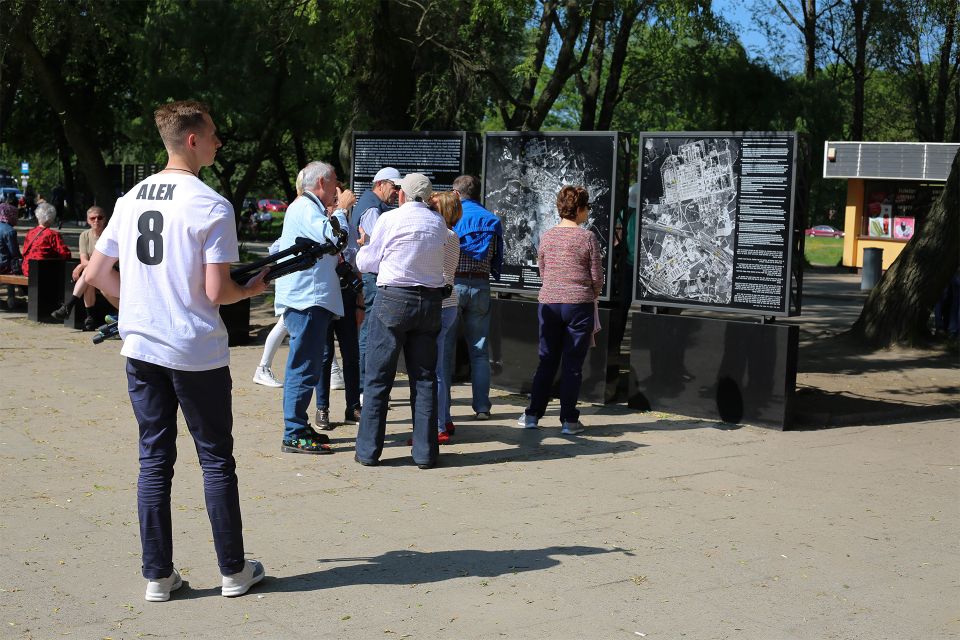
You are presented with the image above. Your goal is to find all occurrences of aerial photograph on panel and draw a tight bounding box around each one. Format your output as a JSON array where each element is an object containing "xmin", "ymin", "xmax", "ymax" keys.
[{"xmin": 637, "ymin": 137, "xmax": 739, "ymax": 304}]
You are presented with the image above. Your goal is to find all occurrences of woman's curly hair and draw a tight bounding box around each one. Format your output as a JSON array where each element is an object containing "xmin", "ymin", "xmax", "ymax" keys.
[{"xmin": 557, "ymin": 185, "xmax": 589, "ymax": 220}]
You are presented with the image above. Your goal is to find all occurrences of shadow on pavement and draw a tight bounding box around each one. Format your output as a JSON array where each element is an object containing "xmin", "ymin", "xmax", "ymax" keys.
[
  {"xmin": 175, "ymin": 546, "xmax": 629, "ymax": 599},
  {"xmin": 324, "ymin": 427, "xmax": 649, "ymax": 468},
  {"xmin": 271, "ymin": 546, "xmax": 627, "ymax": 593},
  {"xmin": 791, "ymin": 386, "xmax": 958, "ymax": 429}
]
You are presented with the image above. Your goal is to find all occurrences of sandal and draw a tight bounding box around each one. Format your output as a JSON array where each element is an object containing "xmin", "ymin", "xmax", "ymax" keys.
[{"xmin": 281, "ymin": 435, "xmax": 333, "ymax": 455}]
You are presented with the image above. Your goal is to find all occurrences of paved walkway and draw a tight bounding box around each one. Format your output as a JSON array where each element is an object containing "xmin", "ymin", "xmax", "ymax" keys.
[{"xmin": 0, "ymin": 267, "xmax": 956, "ymax": 639}]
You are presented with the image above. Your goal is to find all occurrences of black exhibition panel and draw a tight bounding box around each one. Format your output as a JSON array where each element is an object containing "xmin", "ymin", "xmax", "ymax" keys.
[
  {"xmin": 27, "ymin": 259, "xmax": 69, "ymax": 322},
  {"xmin": 634, "ymin": 131, "xmax": 799, "ymax": 316},
  {"xmin": 350, "ymin": 131, "xmax": 481, "ymax": 197},
  {"xmin": 488, "ymin": 297, "xmax": 621, "ymax": 405},
  {"xmin": 628, "ymin": 312, "xmax": 798, "ymax": 429},
  {"xmin": 482, "ymin": 131, "xmax": 630, "ymax": 302}
]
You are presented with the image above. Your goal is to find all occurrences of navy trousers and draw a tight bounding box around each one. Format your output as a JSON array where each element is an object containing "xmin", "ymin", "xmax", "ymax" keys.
[
  {"xmin": 316, "ymin": 288, "xmax": 361, "ymax": 412},
  {"xmin": 126, "ymin": 358, "xmax": 245, "ymax": 579},
  {"xmin": 525, "ymin": 302, "xmax": 594, "ymax": 424}
]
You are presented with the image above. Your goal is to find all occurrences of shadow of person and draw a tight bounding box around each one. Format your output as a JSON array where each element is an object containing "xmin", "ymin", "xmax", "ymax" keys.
[{"xmin": 261, "ymin": 546, "xmax": 629, "ymax": 594}]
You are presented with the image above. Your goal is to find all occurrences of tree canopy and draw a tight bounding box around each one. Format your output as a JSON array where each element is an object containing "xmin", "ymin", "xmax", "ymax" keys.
[{"xmin": 1, "ymin": 1, "xmax": 957, "ymax": 347}]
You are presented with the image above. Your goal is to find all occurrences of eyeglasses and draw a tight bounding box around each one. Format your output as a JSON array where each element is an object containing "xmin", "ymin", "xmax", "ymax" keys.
[
  {"xmin": 88, "ymin": 216, "xmax": 105, "ymax": 221},
  {"xmin": 391, "ymin": 183, "xmax": 401, "ymax": 191}
]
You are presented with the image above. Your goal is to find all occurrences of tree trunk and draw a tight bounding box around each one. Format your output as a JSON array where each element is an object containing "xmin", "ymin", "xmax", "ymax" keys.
[
  {"xmin": 7, "ymin": 25, "xmax": 116, "ymax": 212},
  {"xmin": 597, "ymin": 2, "xmax": 643, "ymax": 130},
  {"xmin": 803, "ymin": 0, "xmax": 817, "ymax": 81},
  {"xmin": 932, "ymin": 1, "xmax": 956, "ymax": 141},
  {"xmin": 848, "ymin": 151, "xmax": 960, "ymax": 347},
  {"xmin": 850, "ymin": 0, "xmax": 867, "ymax": 140},
  {"xmin": 578, "ymin": 1, "xmax": 610, "ymax": 131},
  {"xmin": 273, "ymin": 151, "xmax": 295, "ymax": 203}
]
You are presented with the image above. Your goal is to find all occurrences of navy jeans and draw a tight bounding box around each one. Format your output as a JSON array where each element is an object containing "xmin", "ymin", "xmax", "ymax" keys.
[
  {"xmin": 282, "ymin": 305, "xmax": 334, "ymax": 441},
  {"xmin": 316, "ymin": 288, "xmax": 361, "ymax": 412},
  {"xmin": 355, "ymin": 286, "xmax": 442, "ymax": 465},
  {"xmin": 358, "ymin": 272, "xmax": 379, "ymax": 392},
  {"xmin": 126, "ymin": 358, "xmax": 245, "ymax": 579},
  {"xmin": 525, "ymin": 303, "xmax": 594, "ymax": 424},
  {"xmin": 445, "ymin": 277, "xmax": 492, "ymax": 414}
]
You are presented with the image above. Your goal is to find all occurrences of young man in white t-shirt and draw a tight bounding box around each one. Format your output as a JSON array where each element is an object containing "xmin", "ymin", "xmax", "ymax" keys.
[{"xmin": 85, "ymin": 100, "xmax": 268, "ymax": 602}]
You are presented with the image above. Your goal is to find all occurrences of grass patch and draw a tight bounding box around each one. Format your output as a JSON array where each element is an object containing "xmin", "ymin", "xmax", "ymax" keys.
[{"xmin": 804, "ymin": 236, "xmax": 843, "ymax": 266}]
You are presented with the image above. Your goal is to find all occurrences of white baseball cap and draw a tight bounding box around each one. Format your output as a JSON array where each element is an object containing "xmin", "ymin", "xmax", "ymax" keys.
[
  {"xmin": 373, "ymin": 167, "xmax": 401, "ymax": 184},
  {"xmin": 400, "ymin": 173, "xmax": 433, "ymax": 202}
]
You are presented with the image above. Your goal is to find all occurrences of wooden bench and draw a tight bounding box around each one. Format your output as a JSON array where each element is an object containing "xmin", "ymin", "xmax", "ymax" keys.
[{"xmin": 0, "ymin": 273, "xmax": 28, "ymax": 310}]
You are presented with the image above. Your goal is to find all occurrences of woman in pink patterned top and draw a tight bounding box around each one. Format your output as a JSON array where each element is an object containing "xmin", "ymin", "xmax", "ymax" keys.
[{"xmin": 519, "ymin": 185, "xmax": 602, "ymax": 435}]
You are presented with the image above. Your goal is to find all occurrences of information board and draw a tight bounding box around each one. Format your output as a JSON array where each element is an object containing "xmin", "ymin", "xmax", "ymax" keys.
[
  {"xmin": 634, "ymin": 132, "xmax": 798, "ymax": 316},
  {"xmin": 483, "ymin": 132, "xmax": 623, "ymax": 301},
  {"xmin": 351, "ymin": 131, "xmax": 479, "ymax": 197}
]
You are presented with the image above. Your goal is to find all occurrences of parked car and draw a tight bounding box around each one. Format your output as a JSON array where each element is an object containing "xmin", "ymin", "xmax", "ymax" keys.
[
  {"xmin": 805, "ymin": 225, "xmax": 844, "ymax": 238},
  {"xmin": 257, "ymin": 198, "xmax": 287, "ymax": 213},
  {"xmin": 0, "ymin": 187, "xmax": 23, "ymax": 206}
]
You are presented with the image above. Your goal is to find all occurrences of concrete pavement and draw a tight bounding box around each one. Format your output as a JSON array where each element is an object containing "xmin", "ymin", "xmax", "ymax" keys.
[{"xmin": 0, "ymin": 266, "xmax": 957, "ymax": 639}]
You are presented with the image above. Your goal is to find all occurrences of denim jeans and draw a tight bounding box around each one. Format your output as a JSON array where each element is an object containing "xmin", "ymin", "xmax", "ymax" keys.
[
  {"xmin": 358, "ymin": 272, "xmax": 379, "ymax": 392},
  {"xmin": 315, "ymin": 289, "xmax": 361, "ymax": 412},
  {"xmin": 355, "ymin": 286, "xmax": 442, "ymax": 465},
  {"xmin": 525, "ymin": 302, "xmax": 594, "ymax": 424},
  {"xmin": 445, "ymin": 277, "xmax": 491, "ymax": 414},
  {"xmin": 436, "ymin": 305, "xmax": 458, "ymax": 429},
  {"xmin": 126, "ymin": 359, "xmax": 245, "ymax": 579},
  {"xmin": 282, "ymin": 305, "xmax": 334, "ymax": 441}
]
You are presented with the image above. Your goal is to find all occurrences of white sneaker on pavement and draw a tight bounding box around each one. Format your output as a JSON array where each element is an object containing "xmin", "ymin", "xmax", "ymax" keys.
[
  {"xmin": 145, "ymin": 568, "xmax": 183, "ymax": 602},
  {"xmin": 330, "ymin": 371, "xmax": 345, "ymax": 390},
  {"xmin": 253, "ymin": 365, "xmax": 282, "ymax": 388},
  {"xmin": 560, "ymin": 420, "xmax": 585, "ymax": 435},
  {"xmin": 222, "ymin": 559, "xmax": 265, "ymax": 597},
  {"xmin": 518, "ymin": 413, "xmax": 539, "ymax": 429}
]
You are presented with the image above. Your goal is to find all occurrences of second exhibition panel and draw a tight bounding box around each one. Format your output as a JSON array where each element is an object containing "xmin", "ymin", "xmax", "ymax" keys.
[{"xmin": 482, "ymin": 131, "xmax": 628, "ymax": 302}]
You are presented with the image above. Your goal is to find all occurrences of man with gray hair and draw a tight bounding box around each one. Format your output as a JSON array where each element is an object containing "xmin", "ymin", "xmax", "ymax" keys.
[
  {"xmin": 354, "ymin": 173, "xmax": 449, "ymax": 469},
  {"xmin": 354, "ymin": 166, "xmax": 401, "ymax": 395},
  {"xmin": 274, "ymin": 161, "xmax": 356, "ymax": 454}
]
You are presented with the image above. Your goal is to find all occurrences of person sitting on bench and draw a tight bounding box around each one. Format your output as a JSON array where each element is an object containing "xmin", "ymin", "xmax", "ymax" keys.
[
  {"xmin": 21, "ymin": 202, "xmax": 70, "ymax": 277},
  {"xmin": 0, "ymin": 203, "xmax": 22, "ymax": 275},
  {"xmin": 52, "ymin": 206, "xmax": 111, "ymax": 329}
]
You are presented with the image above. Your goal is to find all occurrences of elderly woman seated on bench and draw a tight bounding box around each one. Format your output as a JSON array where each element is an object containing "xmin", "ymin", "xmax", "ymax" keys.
[{"xmin": 21, "ymin": 202, "xmax": 71, "ymax": 278}]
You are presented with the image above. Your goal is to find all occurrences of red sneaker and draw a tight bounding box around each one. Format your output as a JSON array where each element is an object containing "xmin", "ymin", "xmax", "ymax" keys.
[
  {"xmin": 407, "ymin": 431, "xmax": 452, "ymax": 446},
  {"xmin": 445, "ymin": 422, "xmax": 456, "ymax": 435}
]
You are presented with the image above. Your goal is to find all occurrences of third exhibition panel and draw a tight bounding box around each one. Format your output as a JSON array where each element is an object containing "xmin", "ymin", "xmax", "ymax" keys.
[{"xmin": 634, "ymin": 132, "xmax": 798, "ymax": 316}]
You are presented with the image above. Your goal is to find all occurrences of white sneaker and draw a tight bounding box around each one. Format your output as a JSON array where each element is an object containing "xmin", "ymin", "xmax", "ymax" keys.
[
  {"xmin": 561, "ymin": 420, "xmax": 585, "ymax": 435},
  {"xmin": 330, "ymin": 370, "xmax": 345, "ymax": 390},
  {"xmin": 145, "ymin": 568, "xmax": 183, "ymax": 602},
  {"xmin": 518, "ymin": 413, "xmax": 539, "ymax": 429},
  {"xmin": 222, "ymin": 559, "xmax": 265, "ymax": 597},
  {"xmin": 253, "ymin": 365, "xmax": 282, "ymax": 388}
]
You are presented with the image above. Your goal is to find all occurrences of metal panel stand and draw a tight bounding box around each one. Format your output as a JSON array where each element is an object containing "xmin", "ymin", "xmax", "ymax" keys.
[
  {"xmin": 27, "ymin": 259, "xmax": 68, "ymax": 322},
  {"xmin": 628, "ymin": 311, "xmax": 798, "ymax": 429},
  {"xmin": 488, "ymin": 297, "xmax": 621, "ymax": 405}
]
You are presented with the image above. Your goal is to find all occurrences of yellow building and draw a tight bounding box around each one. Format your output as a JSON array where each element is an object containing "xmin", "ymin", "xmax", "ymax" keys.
[{"xmin": 823, "ymin": 141, "xmax": 958, "ymax": 270}]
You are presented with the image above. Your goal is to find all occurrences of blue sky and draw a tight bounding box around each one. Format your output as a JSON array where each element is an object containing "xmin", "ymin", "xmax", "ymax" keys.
[{"xmin": 713, "ymin": 0, "xmax": 776, "ymax": 60}]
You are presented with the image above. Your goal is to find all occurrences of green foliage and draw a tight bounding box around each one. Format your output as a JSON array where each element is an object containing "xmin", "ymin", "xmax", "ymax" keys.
[{"xmin": 0, "ymin": 0, "xmax": 953, "ymax": 212}]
